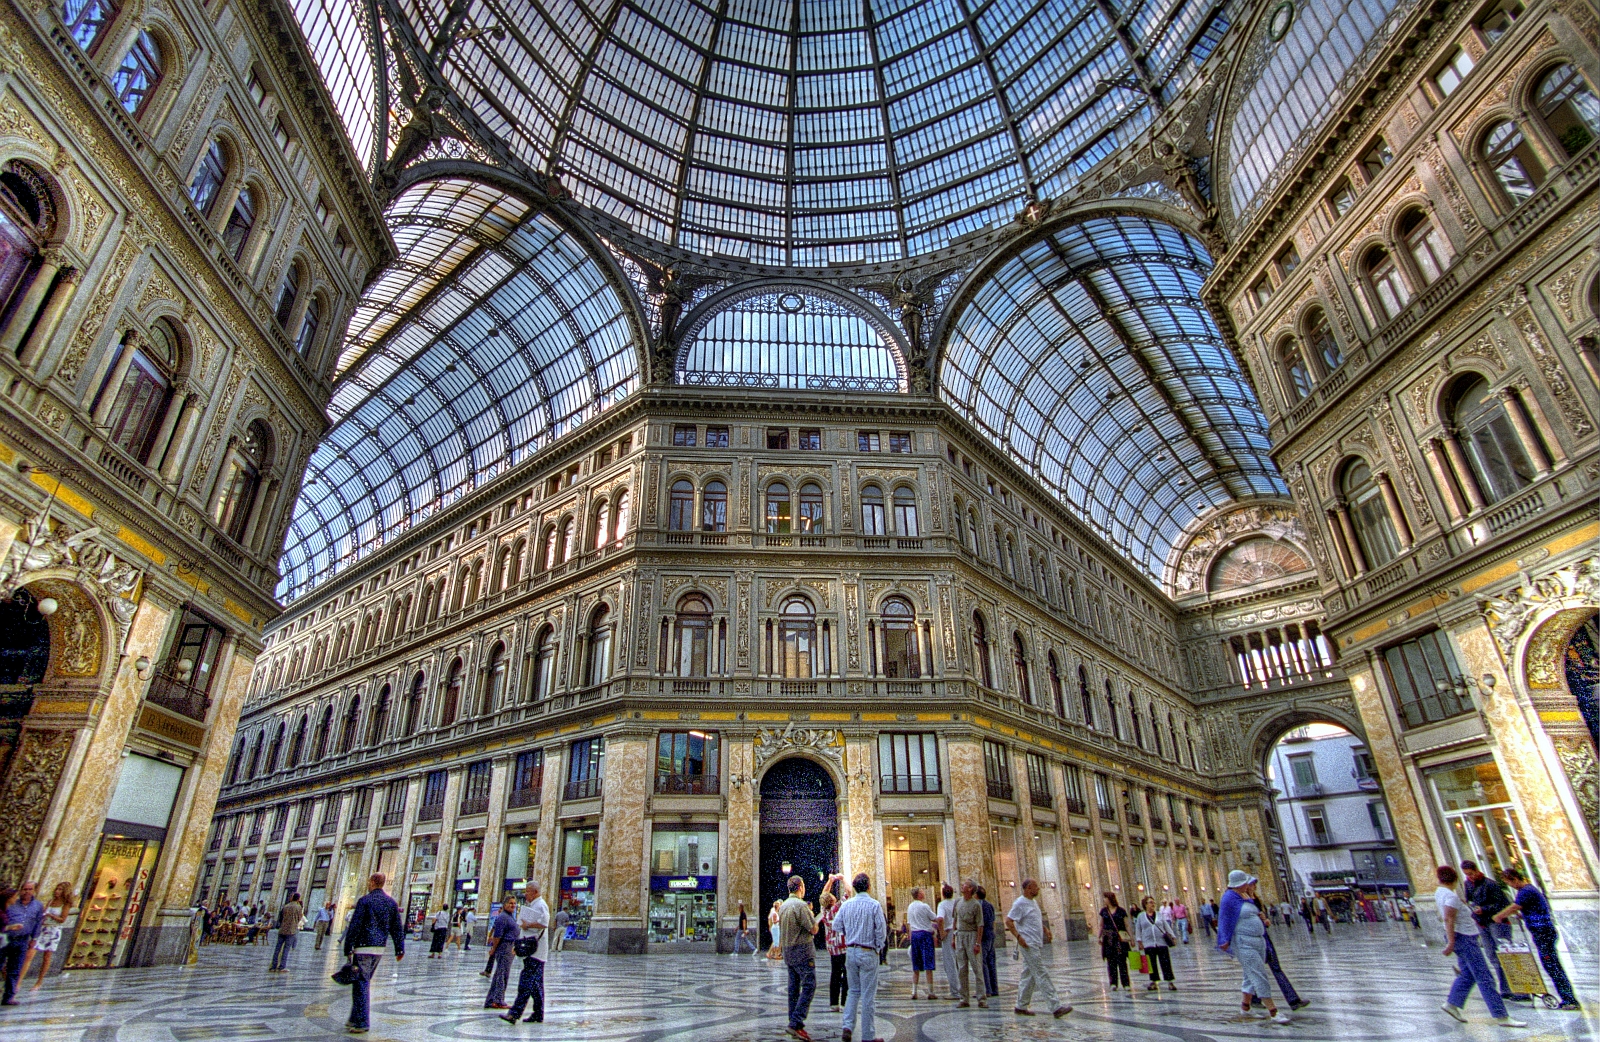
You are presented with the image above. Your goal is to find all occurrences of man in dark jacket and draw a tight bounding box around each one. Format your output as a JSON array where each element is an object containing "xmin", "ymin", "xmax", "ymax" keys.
[
  {"xmin": 1461, "ymin": 860, "xmax": 1522, "ymax": 1000},
  {"xmin": 342, "ymin": 873, "xmax": 405, "ymax": 1034}
]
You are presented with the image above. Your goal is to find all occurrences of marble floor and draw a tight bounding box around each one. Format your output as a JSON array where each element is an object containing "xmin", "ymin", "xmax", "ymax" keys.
[{"xmin": 1, "ymin": 921, "xmax": 1594, "ymax": 1042}]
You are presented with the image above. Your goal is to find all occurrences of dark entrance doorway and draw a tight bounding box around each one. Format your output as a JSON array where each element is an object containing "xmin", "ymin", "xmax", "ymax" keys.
[{"xmin": 758, "ymin": 758, "xmax": 838, "ymax": 949}]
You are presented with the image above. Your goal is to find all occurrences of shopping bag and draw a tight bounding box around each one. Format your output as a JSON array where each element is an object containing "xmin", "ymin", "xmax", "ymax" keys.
[
  {"xmin": 1126, "ymin": 949, "xmax": 1142, "ymax": 974},
  {"xmin": 331, "ymin": 958, "xmax": 359, "ymax": 985},
  {"xmin": 1139, "ymin": 952, "xmax": 1151, "ymax": 975}
]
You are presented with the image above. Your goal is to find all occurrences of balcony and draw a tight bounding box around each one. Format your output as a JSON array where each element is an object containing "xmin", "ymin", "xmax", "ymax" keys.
[
  {"xmin": 145, "ymin": 671, "xmax": 212, "ymax": 723},
  {"xmin": 381, "ymin": 809, "xmax": 405, "ymax": 827},
  {"xmin": 1125, "ymin": 811, "xmax": 1143, "ymax": 827},
  {"xmin": 986, "ymin": 779, "xmax": 1014, "ymax": 801},
  {"xmin": 880, "ymin": 775, "xmax": 942, "ymax": 794},
  {"xmin": 348, "ymin": 814, "xmax": 369, "ymax": 832},
  {"xmin": 1189, "ymin": 825, "xmax": 1202, "ymax": 838},
  {"xmin": 292, "ymin": 823, "xmax": 310, "ymax": 839},
  {"xmin": 1029, "ymin": 790, "xmax": 1053, "ymax": 810},
  {"xmin": 416, "ymin": 803, "xmax": 444, "ymax": 823},
  {"xmin": 1206, "ymin": 827, "xmax": 1216, "ymax": 840},
  {"xmin": 1356, "ymin": 776, "xmax": 1380, "ymax": 791},
  {"xmin": 1098, "ymin": 807, "xmax": 1117, "ymax": 822},
  {"xmin": 269, "ymin": 828, "xmax": 285, "ymax": 842},
  {"xmin": 458, "ymin": 796, "xmax": 490, "ymax": 816},
  {"xmin": 209, "ymin": 833, "xmax": 223, "ymax": 851},
  {"xmin": 564, "ymin": 777, "xmax": 601, "ymax": 801},
  {"xmin": 1291, "ymin": 782, "xmax": 1325, "ymax": 798},
  {"xmin": 655, "ymin": 772, "xmax": 720, "ymax": 795},
  {"xmin": 320, "ymin": 817, "xmax": 338, "ymax": 836},
  {"xmin": 507, "ymin": 787, "xmax": 540, "ymax": 809},
  {"xmin": 1064, "ymin": 797, "xmax": 1086, "ymax": 815},
  {"xmin": 1148, "ymin": 815, "xmax": 1164, "ymax": 831},
  {"xmin": 247, "ymin": 829, "xmax": 262, "ymax": 844}
]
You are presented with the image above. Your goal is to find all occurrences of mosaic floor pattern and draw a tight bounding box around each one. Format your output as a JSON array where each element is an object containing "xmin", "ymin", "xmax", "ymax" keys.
[{"xmin": 0, "ymin": 920, "xmax": 1594, "ymax": 1041}]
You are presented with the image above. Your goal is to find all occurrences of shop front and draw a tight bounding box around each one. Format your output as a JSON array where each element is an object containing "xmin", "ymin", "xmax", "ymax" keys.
[
  {"xmin": 1424, "ymin": 757, "xmax": 1542, "ymax": 880},
  {"xmin": 502, "ymin": 832, "xmax": 537, "ymax": 896},
  {"xmin": 453, "ymin": 837, "xmax": 483, "ymax": 913},
  {"xmin": 560, "ymin": 826, "xmax": 597, "ymax": 941},
  {"xmin": 883, "ymin": 823, "xmax": 943, "ymax": 936},
  {"xmin": 648, "ymin": 826, "xmax": 719, "ymax": 944}
]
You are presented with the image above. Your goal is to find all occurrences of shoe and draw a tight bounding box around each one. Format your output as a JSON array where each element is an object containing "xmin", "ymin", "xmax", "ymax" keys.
[
  {"xmin": 1272, "ymin": 1012, "xmax": 1293, "ymax": 1025},
  {"xmin": 841, "ymin": 1030, "xmax": 852, "ymax": 1042},
  {"xmin": 1247, "ymin": 1009, "xmax": 1270, "ymax": 1019},
  {"xmin": 1053, "ymin": 1006, "xmax": 1072, "ymax": 1018},
  {"xmin": 0, "ymin": 1000, "xmax": 18, "ymax": 1007},
  {"xmin": 485, "ymin": 1003, "xmax": 509, "ymax": 1010},
  {"xmin": 523, "ymin": 1016, "xmax": 542, "ymax": 1023},
  {"xmin": 1492, "ymin": 1017, "xmax": 1528, "ymax": 1028},
  {"xmin": 1147, "ymin": 982, "xmax": 1159, "ymax": 991},
  {"xmin": 499, "ymin": 1014, "xmax": 519, "ymax": 1024},
  {"xmin": 1289, "ymin": 999, "xmax": 1310, "ymax": 1010},
  {"xmin": 1168, "ymin": 983, "xmax": 1178, "ymax": 991},
  {"xmin": 1441, "ymin": 1004, "xmax": 1467, "ymax": 1023},
  {"xmin": 1014, "ymin": 1008, "xmax": 1035, "ymax": 1015},
  {"xmin": 977, "ymin": 1000, "xmax": 987, "ymax": 1008},
  {"xmin": 1556, "ymin": 1002, "xmax": 1582, "ymax": 1011},
  {"xmin": 958, "ymin": 1000, "xmax": 970, "ymax": 1008},
  {"xmin": 345, "ymin": 1028, "xmax": 367, "ymax": 1035},
  {"xmin": 786, "ymin": 1029, "xmax": 812, "ymax": 1041}
]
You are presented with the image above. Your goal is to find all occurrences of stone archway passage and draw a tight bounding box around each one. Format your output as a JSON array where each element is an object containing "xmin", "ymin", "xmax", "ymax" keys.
[
  {"xmin": 1525, "ymin": 607, "xmax": 1599, "ymax": 843},
  {"xmin": 758, "ymin": 758, "xmax": 838, "ymax": 950}
]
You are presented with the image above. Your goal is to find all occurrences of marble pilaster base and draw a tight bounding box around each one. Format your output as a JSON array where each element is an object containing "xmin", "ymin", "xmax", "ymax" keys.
[
  {"xmin": 126, "ymin": 911, "xmax": 194, "ymax": 967},
  {"xmin": 1552, "ymin": 896, "xmax": 1598, "ymax": 955},
  {"xmin": 586, "ymin": 918, "xmax": 647, "ymax": 954}
]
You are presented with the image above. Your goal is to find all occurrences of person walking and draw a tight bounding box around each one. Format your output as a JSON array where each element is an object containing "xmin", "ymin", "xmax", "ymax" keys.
[
  {"xmin": 881, "ymin": 897, "xmax": 894, "ymax": 965},
  {"xmin": 502, "ymin": 883, "xmax": 549, "ymax": 1024},
  {"xmin": 1261, "ymin": 930, "xmax": 1310, "ymax": 1010},
  {"xmin": 1198, "ymin": 899, "xmax": 1215, "ymax": 938},
  {"xmin": 935, "ymin": 884, "xmax": 961, "ymax": 1001},
  {"xmin": 1006, "ymin": 879, "xmax": 1071, "ymax": 1019},
  {"xmin": 951, "ymin": 879, "xmax": 986, "ymax": 1009},
  {"xmin": 767, "ymin": 899, "xmax": 784, "ymax": 961},
  {"xmin": 314, "ymin": 902, "xmax": 335, "ymax": 950},
  {"xmin": 1, "ymin": 883, "xmax": 44, "ymax": 1006},
  {"xmin": 484, "ymin": 897, "xmax": 519, "ymax": 1009},
  {"xmin": 779, "ymin": 874, "xmax": 819, "ymax": 1041},
  {"xmin": 1460, "ymin": 861, "xmax": 1520, "ymax": 1001},
  {"xmin": 820, "ymin": 878, "xmax": 848, "ymax": 1013},
  {"xmin": 1217, "ymin": 871, "xmax": 1291, "ymax": 1025},
  {"xmin": 551, "ymin": 904, "xmax": 569, "ymax": 952},
  {"xmin": 1172, "ymin": 898, "xmax": 1189, "ymax": 944},
  {"xmin": 1300, "ymin": 898, "xmax": 1315, "ymax": 936},
  {"xmin": 734, "ymin": 901, "xmax": 756, "ymax": 955},
  {"xmin": 1437, "ymin": 866, "xmax": 1527, "ymax": 1027},
  {"xmin": 1492, "ymin": 866, "xmax": 1581, "ymax": 1011},
  {"xmin": 1098, "ymin": 892, "xmax": 1130, "ymax": 993},
  {"xmin": 1133, "ymin": 896, "xmax": 1177, "ymax": 991},
  {"xmin": 904, "ymin": 886, "xmax": 939, "ymax": 1000},
  {"xmin": 269, "ymin": 892, "xmax": 304, "ymax": 971},
  {"xmin": 19, "ymin": 882, "xmax": 71, "ymax": 990},
  {"xmin": 341, "ymin": 873, "xmax": 405, "ymax": 1035},
  {"xmin": 833, "ymin": 872, "xmax": 886, "ymax": 1042},
  {"xmin": 976, "ymin": 886, "xmax": 999, "ymax": 1000},
  {"xmin": 1313, "ymin": 895, "xmax": 1331, "ymax": 934},
  {"xmin": 428, "ymin": 905, "xmax": 451, "ymax": 957},
  {"xmin": 462, "ymin": 906, "xmax": 476, "ymax": 951}
]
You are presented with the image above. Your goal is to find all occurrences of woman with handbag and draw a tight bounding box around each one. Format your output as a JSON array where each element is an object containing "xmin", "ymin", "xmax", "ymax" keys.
[
  {"xmin": 428, "ymin": 906, "xmax": 451, "ymax": 957},
  {"xmin": 1133, "ymin": 896, "xmax": 1178, "ymax": 990},
  {"xmin": 1098, "ymin": 892, "xmax": 1131, "ymax": 993}
]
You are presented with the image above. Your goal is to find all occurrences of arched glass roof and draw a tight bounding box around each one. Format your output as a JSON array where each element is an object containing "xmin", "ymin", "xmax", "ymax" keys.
[
  {"xmin": 941, "ymin": 214, "xmax": 1285, "ymax": 578},
  {"xmin": 293, "ymin": 0, "xmax": 1231, "ymax": 266},
  {"xmin": 279, "ymin": 179, "xmax": 640, "ymax": 600},
  {"xmin": 676, "ymin": 289, "xmax": 904, "ymax": 391}
]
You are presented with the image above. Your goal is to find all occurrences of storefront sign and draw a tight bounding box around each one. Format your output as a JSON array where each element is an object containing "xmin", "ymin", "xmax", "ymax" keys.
[
  {"xmin": 561, "ymin": 875, "xmax": 592, "ymax": 891},
  {"xmin": 651, "ymin": 875, "xmax": 717, "ymax": 892}
]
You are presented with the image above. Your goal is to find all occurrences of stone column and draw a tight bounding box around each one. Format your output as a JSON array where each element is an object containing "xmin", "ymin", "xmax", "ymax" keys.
[
  {"xmin": 589, "ymin": 729, "xmax": 651, "ymax": 953},
  {"xmin": 241, "ymin": 476, "xmax": 278, "ymax": 551},
  {"xmin": 1496, "ymin": 388, "xmax": 1552, "ymax": 474},
  {"xmin": 1377, "ymin": 474, "xmax": 1413, "ymax": 549},
  {"xmin": 1333, "ymin": 502, "xmax": 1368, "ymax": 574},
  {"xmin": 1325, "ymin": 509, "xmax": 1357, "ymax": 578},
  {"xmin": 91, "ymin": 332, "xmax": 141, "ymax": 425},
  {"xmin": 1440, "ymin": 430, "xmax": 1487, "ymax": 512},
  {"xmin": 1217, "ymin": 792, "xmax": 1279, "ymax": 907},
  {"xmin": 1424, "ymin": 440, "xmax": 1469, "ymax": 522},
  {"xmin": 0, "ymin": 249, "xmax": 62, "ymax": 353},
  {"xmin": 723, "ymin": 737, "xmax": 756, "ymax": 943},
  {"xmin": 843, "ymin": 735, "xmax": 877, "ymax": 882},
  {"xmin": 945, "ymin": 735, "xmax": 994, "ymax": 892},
  {"xmin": 18, "ymin": 265, "xmax": 81, "ymax": 368},
  {"xmin": 1510, "ymin": 384, "xmax": 1565, "ymax": 466},
  {"xmin": 390, "ymin": 775, "xmax": 423, "ymax": 898},
  {"xmin": 158, "ymin": 396, "xmax": 203, "ymax": 482},
  {"xmin": 478, "ymin": 755, "xmax": 512, "ymax": 904},
  {"xmin": 531, "ymin": 743, "xmax": 565, "ymax": 898}
]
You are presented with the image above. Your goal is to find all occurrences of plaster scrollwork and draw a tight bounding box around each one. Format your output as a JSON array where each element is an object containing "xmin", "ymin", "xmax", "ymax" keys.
[
  {"xmin": 1168, "ymin": 503, "xmax": 1310, "ymax": 596},
  {"xmin": 1510, "ymin": 307, "xmax": 1594, "ymax": 438},
  {"xmin": 754, "ymin": 722, "xmax": 844, "ymax": 771},
  {"xmin": 1376, "ymin": 403, "xmax": 1433, "ymax": 525},
  {"xmin": 1480, "ymin": 556, "xmax": 1600, "ymax": 667},
  {"xmin": 0, "ymin": 729, "xmax": 76, "ymax": 887},
  {"xmin": 1547, "ymin": 248, "xmax": 1597, "ymax": 324},
  {"xmin": 1450, "ymin": 328, "xmax": 1507, "ymax": 373},
  {"xmin": 1552, "ymin": 738, "xmax": 1598, "ymax": 838},
  {"xmin": 0, "ymin": 518, "xmax": 143, "ymax": 635}
]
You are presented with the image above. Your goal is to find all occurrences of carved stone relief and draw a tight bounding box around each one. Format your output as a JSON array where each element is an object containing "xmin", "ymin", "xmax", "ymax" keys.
[
  {"xmin": 0, "ymin": 729, "xmax": 76, "ymax": 888},
  {"xmin": 754, "ymin": 723, "xmax": 843, "ymax": 771}
]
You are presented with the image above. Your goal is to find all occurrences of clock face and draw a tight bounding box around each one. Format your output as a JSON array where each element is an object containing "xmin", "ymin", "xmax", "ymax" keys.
[{"xmin": 1269, "ymin": 2, "xmax": 1295, "ymax": 41}]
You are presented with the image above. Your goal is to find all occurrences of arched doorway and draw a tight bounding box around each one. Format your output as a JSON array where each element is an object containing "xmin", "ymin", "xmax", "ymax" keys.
[
  {"xmin": 0, "ymin": 589, "xmax": 50, "ymax": 782},
  {"xmin": 758, "ymin": 757, "xmax": 838, "ymax": 948}
]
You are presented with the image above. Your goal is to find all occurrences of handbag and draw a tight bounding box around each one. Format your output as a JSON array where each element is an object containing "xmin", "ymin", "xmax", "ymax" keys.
[
  {"xmin": 513, "ymin": 933, "xmax": 540, "ymax": 958},
  {"xmin": 331, "ymin": 958, "xmax": 359, "ymax": 985}
]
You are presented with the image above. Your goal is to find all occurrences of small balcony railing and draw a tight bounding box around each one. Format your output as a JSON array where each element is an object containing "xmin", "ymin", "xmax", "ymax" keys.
[
  {"xmin": 458, "ymin": 796, "xmax": 490, "ymax": 816},
  {"xmin": 1064, "ymin": 797, "xmax": 1086, "ymax": 814},
  {"xmin": 507, "ymin": 787, "xmax": 540, "ymax": 809},
  {"xmin": 348, "ymin": 813, "xmax": 370, "ymax": 832},
  {"xmin": 145, "ymin": 671, "xmax": 212, "ymax": 722},
  {"xmin": 381, "ymin": 809, "xmax": 405, "ymax": 827},
  {"xmin": 1125, "ymin": 811, "xmax": 1142, "ymax": 827},
  {"xmin": 320, "ymin": 817, "xmax": 338, "ymax": 836},
  {"xmin": 1029, "ymin": 790, "xmax": 1053, "ymax": 810},
  {"xmin": 416, "ymin": 803, "xmax": 444, "ymax": 823},
  {"xmin": 656, "ymin": 772, "xmax": 719, "ymax": 795},
  {"xmin": 1098, "ymin": 807, "xmax": 1117, "ymax": 822},
  {"xmin": 564, "ymin": 777, "xmax": 601, "ymax": 801},
  {"xmin": 292, "ymin": 823, "xmax": 310, "ymax": 838},
  {"xmin": 986, "ymin": 779, "xmax": 1014, "ymax": 800},
  {"xmin": 1149, "ymin": 815, "xmax": 1164, "ymax": 831}
]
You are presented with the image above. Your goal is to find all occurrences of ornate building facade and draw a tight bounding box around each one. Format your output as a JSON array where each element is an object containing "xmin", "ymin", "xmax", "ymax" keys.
[{"xmin": 0, "ymin": 0, "xmax": 384, "ymax": 966}]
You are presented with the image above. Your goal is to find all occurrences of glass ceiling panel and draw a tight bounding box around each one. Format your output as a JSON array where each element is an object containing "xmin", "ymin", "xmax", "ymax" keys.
[
  {"xmin": 280, "ymin": 179, "xmax": 640, "ymax": 601},
  {"xmin": 677, "ymin": 290, "xmax": 904, "ymax": 392},
  {"xmin": 294, "ymin": 0, "xmax": 1232, "ymax": 266},
  {"xmin": 941, "ymin": 215, "xmax": 1285, "ymax": 579}
]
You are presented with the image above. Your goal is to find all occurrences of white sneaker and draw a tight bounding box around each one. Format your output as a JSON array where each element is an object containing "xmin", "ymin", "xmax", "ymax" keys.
[
  {"xmin": 1272, "ymin": 1012, "xmax": 1292, "ymax": 1025},
  {"xmin": 1492, "ymin": 1017, "xmax": 1528, "ymax": 1028},
  {"xmin": 1441, "ymin": 1004, "xmax": 1467, "ymax": 1023}
]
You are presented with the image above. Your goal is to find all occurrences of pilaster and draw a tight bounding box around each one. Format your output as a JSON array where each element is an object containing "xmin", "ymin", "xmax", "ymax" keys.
[{"xmin": 589, "ymin": 730, "xmax": 651, "ymax": 953}]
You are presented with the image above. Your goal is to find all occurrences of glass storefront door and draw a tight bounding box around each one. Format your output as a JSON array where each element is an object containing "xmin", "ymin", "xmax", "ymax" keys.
[
  {"xmin": 648, "ymin": 827, "xmax": 719, "ymax": 942},
  {"xmin": 1426, "ymin": 757, "xmax": 1542, "ymax": 883},
  {"xmin": 503, "ymin": 833, "xmax": 536, "ymax": 897},
  {"xmin": 561, "ymin": 827, "xmax": 597, "ymax": 940},
  {"xmin": 883, "ymin": 824, "xmax": 943, "ymax": 934},
  {"xmin": 454, "ymin": 838, "xmax": 483, "ymax": 912},
  {"xmin": 65, "ymin": 833, "xmax": 163, "ymax": 969}
]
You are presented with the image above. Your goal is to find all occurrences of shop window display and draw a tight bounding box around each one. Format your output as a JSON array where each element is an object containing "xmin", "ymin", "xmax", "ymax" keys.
[
  {"xmin": 560, "ymin": 826, "xmax": 597, "ymax": 940},
  {"xmin": 648, "ymin": 828, "xmax": 719, "ymax": 943}
]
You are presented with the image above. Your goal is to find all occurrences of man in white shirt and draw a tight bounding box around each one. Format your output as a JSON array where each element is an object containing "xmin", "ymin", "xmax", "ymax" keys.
[
  {"xmin": 832, "ymin": 873, "xmax": 887, "ymax": 1042},
  {"xmin": 904, "ymin": 888, "xmax": 939, "ymax": 1000},
  {"xmin": 502, "ymin": 883, "xmax": 550, "ymax": 1024},
  {"xmin": 935, "ymin": 884, "xmax": 961, "ymax": 1000},
  {"xmin": 1005, "ymin": 879, "xmax": 1071, "ymax": 1019}
]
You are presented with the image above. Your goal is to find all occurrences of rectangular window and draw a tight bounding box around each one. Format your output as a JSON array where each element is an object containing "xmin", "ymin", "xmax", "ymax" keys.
[
  {"xmin": 655, "ymin": 730, "xmax": 720, "ymax": 794},
  {"xmin": 509, "ymin": 749, "xmax": 544, "ymax": 807},
  {"xmin": 888, "ymin": 432, "xmax": 912, "ymax": 453},
  {"xmin": 1305, "ymin": 807, "xmax": 1331, "ymax": 844},
  {"xmin": 459, "ymin": 760, "xmax": 492, "ymax": 814},
  {"xmin": 260, "ymin": 855, "xmax": 278, "ymax": 892},
  {"xmin": 982, "ymin": 741, "xmax": 1013, "ymax": 800},
  {"xmin": 705, "ymin": 425, "xmax": 729, "ymax": 448},
  {"xmin": 1025, "ymin": 753, "xmax": 1052, "ymax": 808},
  {"xmin": 1367, "ymin": 801, "xmax": 1391, "ymax": 837},
  {"xmin": 797, "ymin": 428, "xmax": 821, "ymax": 450},
  {"xmin": 672, "ymin": 425, "xmax": 697, "ymax": 447},
  {"xmin": 1361, "ymin": 137, "xmax": 1394, "ymax": 179},
  {"xmin": 1382, "ymin": 629, "xmax": 1470, "ymax": 728},
  {"xmin": 1250, "ymin": 275, "xmax": 1273, "ymax": 307},
  {"xmin": 1434, "ymin": 47, "xmax": 1475, "ymax": 95},
  {"xmin": 320, "ymin": 793, "xmax": 340, "ymax": 835},
  {"xmin": 878, "ymin": 732, "xmax": 940, "ymax": 793},
  {"xmin": 418, "ymin": 769, "xmax": 447, "ymax": 821},
  {"xmin": 1093, "ymin": 773, "xmax": 1116, "ymax": 819},
  {"xmin": 566, "ymin": 737, "xmax": 603, "ymax": 799},
  {"xmin": 1326, "ymin": 178, "xmax": 1356, "ymax": 219},
  {"xmin": 857, "ymin": 431, "xmax": 881, "ymax": 452},
  {"xmin": 1354, "ymin": 750, "xmax": 1377, "ymax": 780},
  {"xmin": 1274, "ymin": 244, "xmax": 1300, "ymax": 279},
  {"xmin": 766, "ymin": 428, "xmax": 789, "ymax": 449},
  {"xmin": 272, "ymin": 118, "xmax": 291, "ymax": 150},
  {"xmin": 381, "ymin": 779, "xmax": 407, "ymax": 826},
  {"xmin": 1289, "ymin": 754, "xmax": 1318, "ymax": 789}
]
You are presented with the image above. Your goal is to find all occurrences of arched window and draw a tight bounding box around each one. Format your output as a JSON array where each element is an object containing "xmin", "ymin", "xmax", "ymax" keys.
[
  {"xmin": 1533, "ymin": 63, "xmax": 1600, "ymax": 158},
  {"xmin": 274, "ymin": 263, "xmax": 301, "ymax": 328},
  {"xmin": 221, "ymin": 185, "xmax": 255, "ymax": 261},
  {"xmin": 266, "ymin": 722, "xmax": 285, "ymax": 773},
  {"xmin": 1130, "ymin": 700, "xmax": 1144, "ymax": 748},
  {"xmin": 764, "ymin": 482, "xmax": 790, "ymax": 534},
  {"xmin": 188, "ymin": 141, "xmax": 228, "ymax": 216},
  {"xmin": 953, "ymin": 503, "xmax": 967, "ymax": 547},
  {"xmin": 1278, "ymin": 336, "xmax": 1313, "ymax": 400},
  {"xmin": 1452, "ymin": 376, "xmax": 1536, "ymax": 503},
  {"xmin": 61, "ymin": 0, "xmax": 118, "ymax": 52},
  {"xmin": 483, "ymin": 642, "xmax": 506, "ymax": 714},
  {"xmin": 1078, "ymin": 664, "xmax": 1094, "ymax": 726},
  {"xmin": 1342, "ymin": 460, "xmax": 1402, "ymax": 568},
  {"xmin": 110, "ymin": 30, "xmax": 162, "ymax": 116},
  {"xmin": 214, "ymin": 419, "xmax": 271, "ymax": 542},
  {"xmin": 313, "ymin": 704, "xmax": 333, "ymax": 760},
  {"xmin": 295, "ymin": 295, "xmax": 321, "ymax": 355},
  {"xmin": 971, "ymin": 611, "xmax": 992, "ymax": 688},
  {"xmin": 1168, "ymin": 712, "xmax": 1179, "ymax": 762},
  {"xmin": 1482, "ymin": 121, "xmax": 1544, "ymax": 204},
  {"xmin": 529, "ymin": 626, "xmax": 555, "ymax": 700},
  {"xmin": 586, "ymin": 605, "xmax": 612, "ymax": 686},
  {"xmin": 593, "ymin": 499, "xmax": 610, "ymax": 549},
  {"xmin": 1398, "ymin": 209, "xmax": 1452, "ymax": 285},
  {"xmin": 1362, "ymin": 246, "xmax": 1409, "ymax": 320},
  {"xmin": 403, "ymin": 672, "xmax": 424, "ymax": 732},
  {"xmin": 1012, "ymin": 633, "xmax": 1032, "ymax": 704},
  {"xmin": 0, "ymin": 163, "xmax": 53, "ymax": 324},
  {"xmin": 675, "ymin": 594, "xmax": 712, "ymax": 676},
  {"xmin": 339, "ymin": 695, "xmax": 360, "ymax": 753},
  {"xmin": 560, "ymin": 517, "xmax": 576, "ymax": 562},
  {"xmin": 892, "ymin": 487, "xmax": 919, "ymax": 536},
  {"xmin": 246, "ymin": 732, "xmax": 263, "ymax": 777},
  {"xmin": 702, "ymin": 480, "xmax": 728, "ymax": 532},
  {"xmin": 367, "ymin": 685, "xmax": 391, "ymax": 746},
  {"xmin": 1151, "ymin": 709, "xmax": 1164, "ymax": 758},
  {"xmin": 778, "ymin": 597, "xmax": 816, "ymax": 677},
  {"xmin": 861, "ymin": 484, "xmax": 886, "ymax": 535},
  {"xmin": 1048, "ymin": 653, "xmax": 1065, "ymax": 716},
  {"xmin": 613, "ymin": 491, "xmax": 630, "ymax": 543},
  {"xmin": 798, "ymin": 483, "xmax": 824, "ymax": 533},
  {"xmin": 1304, "ymin": 308, "xmax": 1342, "ymax": 373},
  {"xmin": 99, "ymin": 321, "xmax": 175, "ymax": 463},
  {"xmin": 1105, "ymin": 681, "xmax": 1122, "ymax": 740},
  {"xmin": 287, "ymin": 715, "xmax": 306, "ymax": 767},
  {"xmin": 668, "ymin": 479, "xmax": 694, "ymax": 530},
  {"xmin": 451, "ymin": 567, "xmax": 470, "ymax": 612},
  {"xmin": 541, "ymin": 524, "xmax": 558, "ymax": 570},
  {"xmin": 440, "ymin": 658, "xmax": 462, "ymax": 727},
  {"xmin": 881, "ymin": 597, "xmax": 920, "ymax": 679},
  {"xmin": 968, "ymin": 509, "xmax": 981, "ymax": 554}
]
